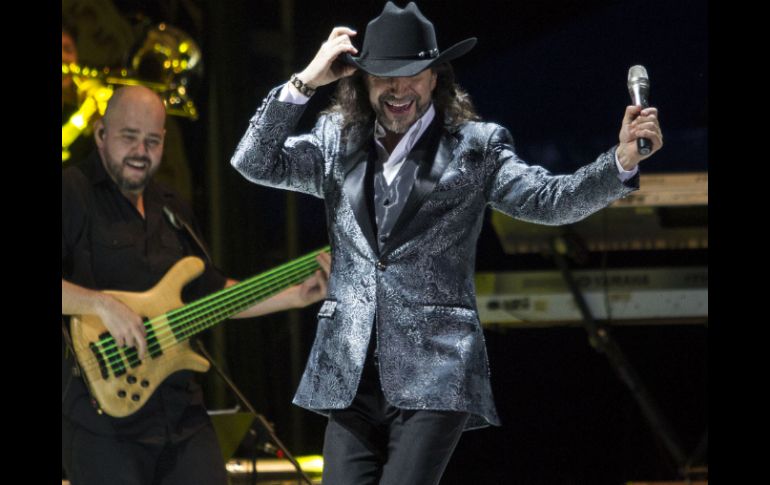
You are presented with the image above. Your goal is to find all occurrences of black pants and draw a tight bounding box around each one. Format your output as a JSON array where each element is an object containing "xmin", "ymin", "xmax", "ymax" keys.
[
  {"xmin": 321, "ymin": 341, "xmax": 470, "ymax": 485},
  {"xmin": 62, "ymin": 416, "xmax": 227, "ymax": 485}
]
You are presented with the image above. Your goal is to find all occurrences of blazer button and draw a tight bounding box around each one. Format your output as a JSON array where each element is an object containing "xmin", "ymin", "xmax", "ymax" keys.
[{"xmin": 376, "ymin": 261, "xmax": 387, "ymax": 271}]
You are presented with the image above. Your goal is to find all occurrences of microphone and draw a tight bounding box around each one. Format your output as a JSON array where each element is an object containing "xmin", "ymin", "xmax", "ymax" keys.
[{"xmin": 627, "ymin": 65, "xmax": 652, "ymax": 156}]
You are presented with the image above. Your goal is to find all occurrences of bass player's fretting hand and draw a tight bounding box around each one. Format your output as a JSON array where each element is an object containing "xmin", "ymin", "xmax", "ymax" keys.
[{"xmin": 298, "ymin": 251, "xmax": 332, "ymax": 306}]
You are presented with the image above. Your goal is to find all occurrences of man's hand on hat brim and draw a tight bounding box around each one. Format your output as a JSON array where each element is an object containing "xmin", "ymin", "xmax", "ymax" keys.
[{"xmin": 297, "ymin": 27, "xmax": 359, "ymax": 89}]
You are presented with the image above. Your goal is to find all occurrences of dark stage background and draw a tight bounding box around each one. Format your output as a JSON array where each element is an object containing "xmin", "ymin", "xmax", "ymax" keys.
[{"xmin": 62, "ymin": 1, "xmax": 708, "ymax": 483}]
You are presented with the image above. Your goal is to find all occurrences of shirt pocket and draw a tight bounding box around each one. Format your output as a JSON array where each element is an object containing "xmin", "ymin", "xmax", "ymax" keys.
[
  {"xmin": 90, "ymin": 224, "xmax": 141, "ymax": 288},
  {"xmin": 92, "ymin": 224, "xmax": 137, "ymax": 250}
]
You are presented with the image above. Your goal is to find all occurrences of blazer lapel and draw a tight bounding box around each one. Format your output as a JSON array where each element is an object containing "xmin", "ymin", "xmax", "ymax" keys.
[
  {"xmin": 381, "ymin": 116, "xmax": 456, "ymax": 254},
  {"xmin": 341, "ymin": 125, "xmax": 379, "ymax": 256}
]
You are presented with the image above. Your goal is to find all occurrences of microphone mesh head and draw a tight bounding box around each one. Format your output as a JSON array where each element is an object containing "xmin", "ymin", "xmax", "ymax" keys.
[{"xmin": 628, "ymin": 65, "xmax": 648, "ymax": 82}]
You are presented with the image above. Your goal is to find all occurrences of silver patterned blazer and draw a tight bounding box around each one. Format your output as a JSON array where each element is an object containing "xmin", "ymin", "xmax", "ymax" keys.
[{"xmin": 231, "ymin": 86, "xmax": 639, "ymax": 430}]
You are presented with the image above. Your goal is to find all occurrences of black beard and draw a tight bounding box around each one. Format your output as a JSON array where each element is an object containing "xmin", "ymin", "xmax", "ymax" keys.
[
  {"xmin": 116, "ymin": 176, "xmax": 147, "ymax": 192},
  {"xmin": 106, "ymin": 156, "xmax": 153, "ymax": 192}
]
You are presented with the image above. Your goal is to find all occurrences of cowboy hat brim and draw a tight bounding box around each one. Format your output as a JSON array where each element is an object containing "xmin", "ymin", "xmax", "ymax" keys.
[{"xmin": 342, "ymin": 37, "xmax": 477, "ymax": 77}]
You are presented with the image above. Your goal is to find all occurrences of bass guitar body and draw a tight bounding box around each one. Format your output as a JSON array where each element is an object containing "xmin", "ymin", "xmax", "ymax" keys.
[{"xmin": 70, "ymin": 257, "xmax": 210, "ymax": 418}]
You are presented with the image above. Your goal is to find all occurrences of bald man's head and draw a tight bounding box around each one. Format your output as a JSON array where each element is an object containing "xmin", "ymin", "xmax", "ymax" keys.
[
  {"xmin": 95, "ymin": 86, "xmax": 166, "ymax": 195},
  {"xmin": 102, "ymin": 85, "xmax": 166, "ymax": 128}
]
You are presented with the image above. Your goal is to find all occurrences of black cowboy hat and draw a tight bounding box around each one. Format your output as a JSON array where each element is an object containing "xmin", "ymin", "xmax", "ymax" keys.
[{"xmin": 342, "ymin": 1, "xmax": 477, "ymax": 77}]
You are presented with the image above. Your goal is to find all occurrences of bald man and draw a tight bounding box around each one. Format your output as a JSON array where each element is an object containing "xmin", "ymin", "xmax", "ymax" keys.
[{"xmin": 62, "ymin": 86, "xmax": 330, "ymax": 485}]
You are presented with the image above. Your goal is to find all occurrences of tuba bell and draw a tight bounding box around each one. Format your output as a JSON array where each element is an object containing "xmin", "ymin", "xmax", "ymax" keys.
[{"xmin": 130, "ymin": 23, "xmax": 202, "ymax": 120}]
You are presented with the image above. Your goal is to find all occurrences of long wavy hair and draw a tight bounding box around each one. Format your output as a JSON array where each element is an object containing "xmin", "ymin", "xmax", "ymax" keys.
[{"xmin": 322, "ymin": 62, "xmax": 481, "ymax": 130}]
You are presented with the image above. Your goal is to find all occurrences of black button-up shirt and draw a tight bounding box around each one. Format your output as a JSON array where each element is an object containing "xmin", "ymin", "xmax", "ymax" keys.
[{"xmin": 62, "ymin": 152, "xmax": 226, "ymax": 442}]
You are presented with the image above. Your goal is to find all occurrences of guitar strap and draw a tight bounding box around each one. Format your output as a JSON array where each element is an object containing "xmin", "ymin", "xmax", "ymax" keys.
[{"xmin": 162, "ymin": 204, "xmax": 214, "ymax": 263}]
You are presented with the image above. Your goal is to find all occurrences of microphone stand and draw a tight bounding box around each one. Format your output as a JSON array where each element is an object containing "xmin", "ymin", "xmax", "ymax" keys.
[
  {"xmin": 549, "ymin": 236, "xmax": 689, "ymax": 473},
  {"xmin": 195, "ymin": 339, "xmax": 314, "ymax": 485}
]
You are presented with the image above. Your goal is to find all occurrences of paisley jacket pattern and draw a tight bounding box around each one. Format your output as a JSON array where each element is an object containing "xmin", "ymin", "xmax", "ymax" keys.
[{"xmin": 231, "ymin": 86, "xmax": 639, "ymax": 430}]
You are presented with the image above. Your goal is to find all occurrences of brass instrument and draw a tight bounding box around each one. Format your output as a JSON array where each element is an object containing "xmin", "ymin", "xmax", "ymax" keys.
[
  {"xmin": 129, "ymin": 23, "xmax": 202, "ymax": 120},
  {"xmin": 62, "ymin": 23, "xmax": 202, "ymax": 163}
]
